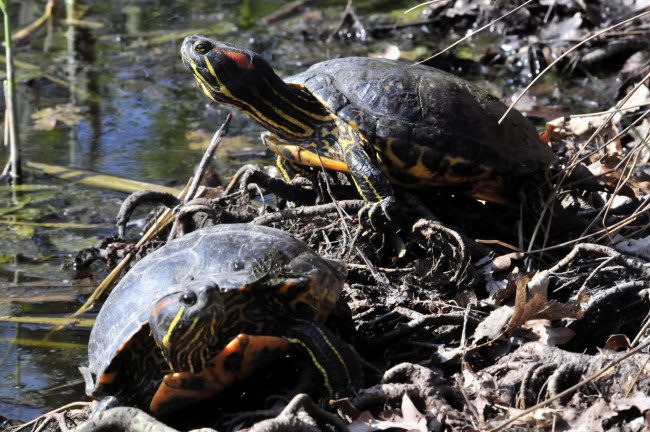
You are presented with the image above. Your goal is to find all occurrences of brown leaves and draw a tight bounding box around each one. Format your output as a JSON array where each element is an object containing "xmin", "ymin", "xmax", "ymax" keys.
[
  {"xmin": 507, "ymin": 271, "xmax": 586, "ymax": 331},
  {"xmin": 473, "ymin": 270, "xmax": 588, "ymax": 345}
]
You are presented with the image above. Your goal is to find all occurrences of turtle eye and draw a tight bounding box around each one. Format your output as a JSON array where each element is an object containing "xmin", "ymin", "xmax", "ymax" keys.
[
  {"xmin": 179, "ymin": 291, "xmax": 198, "ymax": 306},
  {"xmin": 194, "ymin": 41, "xmax": 212, "ymax": 54}
]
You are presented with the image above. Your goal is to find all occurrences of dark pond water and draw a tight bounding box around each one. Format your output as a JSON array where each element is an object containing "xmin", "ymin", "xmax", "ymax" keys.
[{"xmin": 0, "ymin": 0, "xmax": 434, "ymax": 424}]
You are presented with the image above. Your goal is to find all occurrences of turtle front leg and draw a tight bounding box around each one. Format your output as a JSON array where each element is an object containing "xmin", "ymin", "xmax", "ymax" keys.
[
  {"xmin": 336, "ymin": 121, "xmax": 395, "ymax": 226},
  {"xmin": 262, "ymin": 132, "xmax": 350, "ymax": 175},
  {"xmin": 263, "ymin": 128, "xmax": 395, "ymax": 227},
  {"xmin": 149, "ymin": 334, "xmax": 290, "ymax": 416}
]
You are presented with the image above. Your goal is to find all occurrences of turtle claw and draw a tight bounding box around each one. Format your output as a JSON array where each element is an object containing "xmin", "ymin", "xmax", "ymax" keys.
[{"xmin": 358, "ymin": 197, "xmax": 394, "ymax": 229}]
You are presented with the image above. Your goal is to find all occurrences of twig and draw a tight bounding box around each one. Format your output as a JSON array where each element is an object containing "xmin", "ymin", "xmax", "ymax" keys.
[
  {"xmin": 413, "ymin": 219, "xmax": 470, "ymax": 283},
  {"xmin": 547, "ymin": 243, "xmax": 650, "ymax": 278},
  {"xmin": 404, "ymin": 0, "xmax": 442, "ymax": 15},
  {"xmin": 223, "ymin": 164, "xmax": 258, "ymax": 195},
  {"xmin": 167, "ymin": 113, "xmax": 232, "ymax": 241},
  {"xmin": 70, "ymin": 407, "xmax": 181, "ymax": 432},
  {"xmin": 372, "ymin": 311, "xmax": 479, "ymax": 348},
  {"xmin": 252, "ymin": 200, "xmax": 365, "ymax": 225},
  {"xmin": 11, "ymin": 0, "xmax": 54, "ymax": 41},
  {"xmin": 631, "ymin": 311, "xmax": 650, "ymax": 348},
  {"xmin": 9, "ymin": 402, "xmax": 91, "ymax": 432},
  {"xmin": 68, "ymin": 180, "xmax": 191, "ymax": 318}
]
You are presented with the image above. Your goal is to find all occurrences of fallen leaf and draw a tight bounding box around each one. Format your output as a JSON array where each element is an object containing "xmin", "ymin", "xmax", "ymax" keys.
[
  {"xmin": 614, "ymin": 235, "xmax": 650, "ymax": 260},
  {"xmin": 473, "ymin": 305, "xmax": 514, "ymax": 341},
  {"xmin": 525, "ymin": 319, "xmax": 576, "ymax": 346},
  {"xmin": 505, "ymin": 271, "xmax": 588, "ymax": 333},
  {"xmin": 31, "ymin": 104, "xmax": 84, "ymax": 131},
  {"xmin": 564, "ymin": 399, "xmax": 617, "ymax": 432},
  {"xmin": 348, "ymin": 410, "xmax": 428, "ymax": 431},
  {"xmin": 613, "ymin": 84, "xmax": 650, "ymax": 124},
  {"xmin": 400, "ymin": 393, "xmax": 427, "ymax": 431},
  {"xmin": 611, "ymin": 392, "xmax": 650, "ymax": 413},
  {"xmin": 330, "ymin": 398, "xmax": 362, "ymax": 423},
  {"xmin": 603, "ymin": 334, "xmax": 631, "ymax": 351},
  {"xmin": 498, "ymin": 406, "xmax": 563, "ymax": 428}
]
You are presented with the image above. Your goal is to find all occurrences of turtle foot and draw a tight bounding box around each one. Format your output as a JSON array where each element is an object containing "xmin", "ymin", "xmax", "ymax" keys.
[{"xmin": 358, "ymin": 197, "xmax": 394, "ymax": 229}]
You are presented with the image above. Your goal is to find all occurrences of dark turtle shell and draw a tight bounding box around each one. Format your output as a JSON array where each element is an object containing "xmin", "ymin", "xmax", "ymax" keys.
[
  {"xmin": 285, "ymin": 57, "xmax": 555, "ymax": 189},
  {"xmin": 80, "ymin": 223, "xmax": 346, "ymax": 413}
]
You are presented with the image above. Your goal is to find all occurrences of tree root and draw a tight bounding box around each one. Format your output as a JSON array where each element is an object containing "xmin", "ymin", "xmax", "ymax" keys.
[
  {"xmin": 238, "ymin": 166, "xmax": 318, "ymax": 206},
  {"xmin": 248, "ymin": 394, "xmax": 349, "ymax": 432},
  {"xmin": 70, "ymin": 407, "xmax": 181, "ymax": 432},
  {"xmin": 369, "ymin": 311, "xmax": 480, "ymax": 350},
  {"xmin": 352, "ymin": 362, "xmax": 463, "ymax": 414},
  {"xmin": 115, "ymin": 190, "xmax": 180, "ymax": 239}
]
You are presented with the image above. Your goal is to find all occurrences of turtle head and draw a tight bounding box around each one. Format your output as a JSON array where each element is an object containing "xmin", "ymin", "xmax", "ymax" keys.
[
  {"xmin": 181, "ymin": 35, "xmax": 279, "ymax": 110},
  {"xmin": 180, "ymin": 35, "xmax": 322, "ymax": 140},
  {"xmin": 150, "ymin": 280, "xmax": 225, "ymax": 374}
]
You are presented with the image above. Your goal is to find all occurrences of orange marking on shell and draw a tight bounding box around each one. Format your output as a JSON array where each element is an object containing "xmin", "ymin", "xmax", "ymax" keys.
[
  {"xmin": 220, "ymin": 50, "xmax": 253, "ymax": 69},
  {"xmin": 96, "ymin": 370, "xmax": 118, "ymax": 386}
]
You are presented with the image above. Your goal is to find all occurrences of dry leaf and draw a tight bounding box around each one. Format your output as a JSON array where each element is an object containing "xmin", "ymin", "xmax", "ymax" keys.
[
  {"xmin": 564, "ymin": 399, "xmax": 617, "ymax": 432},
  {"xmin": 478, "ymin": 254, "xmax": 522, "ymax": 305},
  {"xmin": 614, "ymin": 235, "xmax": 650, "ymax": 260},
  {"xmin": 348, "ymin": 410, "xmax": 428, "ymax": 431},
  {"xmin": 434, "ymin": 344, "xmax": 465, "ymax": 364},
  {"xmin": 502, "ymin": 406, "xmax": 562, "ymax": 428},
  {"xmin": 613, "ymin": 83, "xmax": 650, "ymax": 123},
  {"xmin": 525, "ymin": 319, "xmax": 576, "ymax": 346},
  {"xmin": 505, "ymin": 271, "xmax": 587, "ymax": 333},
  {"xmin": 505, "ymin": 272, "xmax": 543, "ymax": 332},
  {"xmin": 603, "ymin": 334, "xmax": 631, "ymax": 351},
  {"xmin": 547, "ymin": 113, "xmax": 613, "ymax": 139},
  {"xmin": 330, "ymin": 398, "xmax": 362, "ymax": 423},
  {"xmin": 473, "ymin": 306, "xmax": 514, "ymax": 341},
  {"xmin": 400, "ymin": 393, "xmax": 428, "ymax": 431},
  {"xmin": 611, "ymin": 392, "xmax": 650, "ymax": 413}
]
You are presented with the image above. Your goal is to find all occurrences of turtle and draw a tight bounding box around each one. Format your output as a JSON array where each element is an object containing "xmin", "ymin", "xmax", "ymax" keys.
[
  {"xmin": 180, "ymin": 35, "xmax": 556, "ymax": 224},
  {"xmin": 79, "ymin": 223, "xmax": 357, "ymax": 416}
]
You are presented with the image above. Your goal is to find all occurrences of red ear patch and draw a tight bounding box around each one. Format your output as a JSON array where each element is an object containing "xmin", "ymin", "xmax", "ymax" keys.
[
  {"xmin": 150, "ymin": 296, "xmax": 177, "ymax": 317},
  {"xmin": 219, "ymin": 50, "xmax": 253, "ymax": 69}
]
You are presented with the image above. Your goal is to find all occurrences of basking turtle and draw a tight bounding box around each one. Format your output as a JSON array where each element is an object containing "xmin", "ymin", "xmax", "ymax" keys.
[
  {"xmin": 181, "ymin": 35, "xmax": 555, "ymax": 224},
  {"xmin": 80, "ymin": 224, "xmax": 355, "ymax": 416}
]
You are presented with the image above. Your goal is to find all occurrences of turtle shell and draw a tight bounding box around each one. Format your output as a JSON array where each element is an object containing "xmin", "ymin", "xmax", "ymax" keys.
[
  {"xmin": 285, "ymin": 57, "xmax": 555, "ymax": 187},
  {"xmin": 81, "ymin": 223, "xmax": 346, "ymax": 409}
]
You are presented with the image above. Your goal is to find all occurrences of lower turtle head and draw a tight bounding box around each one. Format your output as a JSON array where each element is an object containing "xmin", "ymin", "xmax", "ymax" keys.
[{"xmin": 149, "ymin": 280, "xmax": 225, "ymax": 374}]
